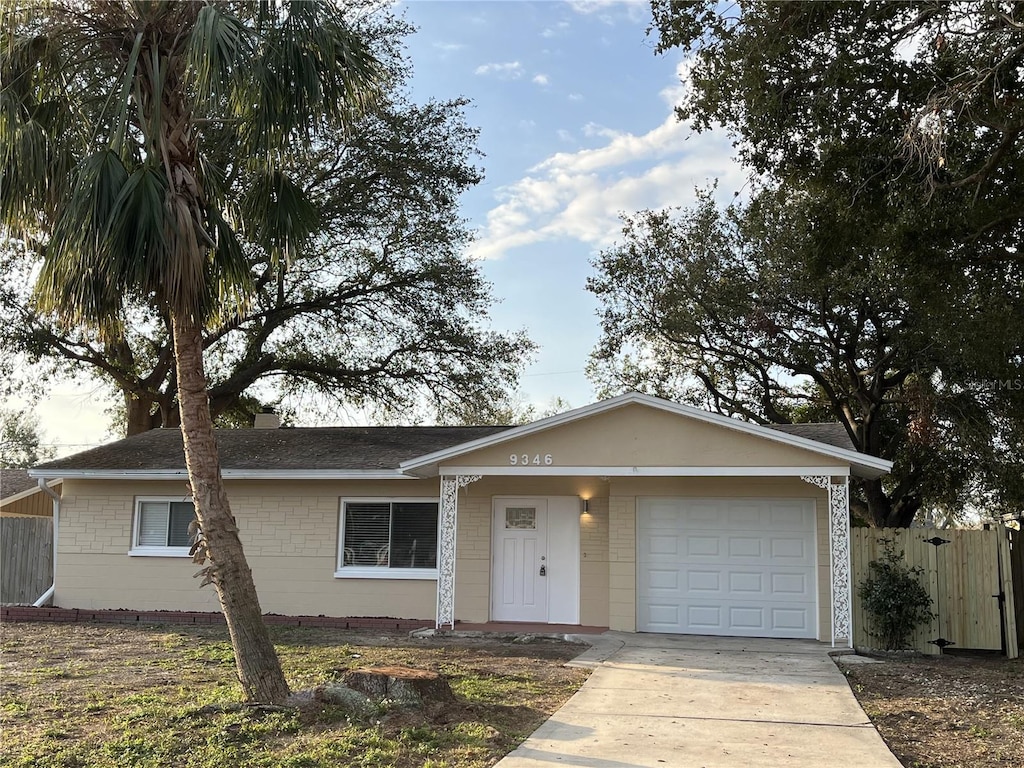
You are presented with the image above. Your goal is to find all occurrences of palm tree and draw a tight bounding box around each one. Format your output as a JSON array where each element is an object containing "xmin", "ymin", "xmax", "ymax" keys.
[{"xmin": 1, "ymin": 0, "xmax": 383, "ymax": 703}]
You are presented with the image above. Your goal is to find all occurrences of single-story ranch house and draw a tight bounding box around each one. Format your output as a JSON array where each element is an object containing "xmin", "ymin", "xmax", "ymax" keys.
[{"xmin": 28, "ymin": 393, "xmax": 890, "ymax": 645}]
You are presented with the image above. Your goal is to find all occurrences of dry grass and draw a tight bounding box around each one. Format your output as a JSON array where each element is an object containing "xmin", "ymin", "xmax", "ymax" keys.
[
  {"xmin": 0, "ymin": 622, "xmax": 589, "ymax": 768},
  {"xmin": 839, "ymin": 653, "xmax": 1024, "ymax": 768}
]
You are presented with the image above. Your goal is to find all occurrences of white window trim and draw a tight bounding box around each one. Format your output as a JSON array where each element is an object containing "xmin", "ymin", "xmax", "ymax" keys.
[
  {"xmin": 129, "ymin": 495, "xmax": 195, "ymax": 558},
  {"xmin": 335, "ymin": 497, "xmax": 440, "ymax": 580}
]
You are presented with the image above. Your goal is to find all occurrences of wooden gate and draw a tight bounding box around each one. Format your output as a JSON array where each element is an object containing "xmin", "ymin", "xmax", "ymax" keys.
[
  {"xmin": 851, "ymin": 527, "xmax": 1018, "ymax": 658},
  {"xmin": 0, "ymin": 516, "xmax": 53, "ymax": 605}
]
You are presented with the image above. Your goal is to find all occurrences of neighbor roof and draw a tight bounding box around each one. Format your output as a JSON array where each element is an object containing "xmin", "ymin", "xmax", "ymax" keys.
[{"xmin": 1, "ymin": 468, "xmax": 36, "ymax": 500}]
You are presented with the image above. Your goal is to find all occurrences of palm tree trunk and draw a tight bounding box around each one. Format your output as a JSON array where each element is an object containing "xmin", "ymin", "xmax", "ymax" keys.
[{"xmin": 171, "ymin": 310, "xmax": 290, "ymax": 704}]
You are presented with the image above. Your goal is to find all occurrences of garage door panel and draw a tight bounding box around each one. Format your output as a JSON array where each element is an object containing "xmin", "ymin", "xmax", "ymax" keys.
[
  {"xmin": 770, "ymin": 503, "xmax": 808, "ymax": 529},
  {"xmin": 685, "ymin": 536, "xmax": 720, "ymax": 557},
  {"xmin": 772, "ymin": 607, "xmax": 810, "ymax": 632},
  {"xmin": 727, "ymin": 537, "xmax": 763, "ymax": 558},
  {"xmin": 728, "ymin": 503, "xmax": 762, "ymax": 527},
  {"xmin": 686, "ymin": 605, "xmax": 722, "ymax": 631},
  {"xmin": 637, "ymin": 498, "xmax": 817, "ymax": 639},
  {"xmin": 687, "ymin": 570, "xmax": 720, "ymax": 592},
  {"xmin": 648, "ymin": 534, "xmax": 680, "ymax": 556},
  {"xmin": 770, "ymin": 536, "xmax": 809, "ymax": 560},
  {"xmin": 683, "ymin": 502, "xmax": 721, "ymax": 525},
  {"xmin": 728, "ymin": 571, "xmax": 764, "ymax": 594},
  {"xmin": 646, "ymin": 568, "xmax": 681, "ymax": 591}
]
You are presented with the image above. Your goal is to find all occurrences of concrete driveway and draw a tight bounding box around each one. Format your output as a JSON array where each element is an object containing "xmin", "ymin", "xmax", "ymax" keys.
[{"xmin": 496, "ymin": 632, "xmax": 902, "ymax": 768}]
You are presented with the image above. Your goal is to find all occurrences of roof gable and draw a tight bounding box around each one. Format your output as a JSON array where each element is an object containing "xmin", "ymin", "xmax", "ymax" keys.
[{"xmin": 401, "ymin": 393, "xmax": 890, "ymax": 478}]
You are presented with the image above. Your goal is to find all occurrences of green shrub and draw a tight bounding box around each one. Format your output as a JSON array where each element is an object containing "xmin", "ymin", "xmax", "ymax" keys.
[{"xmin": 857, "ymin": 539, "xmax": 933, "ymax": 650}]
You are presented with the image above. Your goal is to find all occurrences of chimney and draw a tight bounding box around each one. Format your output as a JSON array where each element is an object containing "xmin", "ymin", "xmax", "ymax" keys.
[{"xmin": 253, "ymin": 412, "xmax": 281, "ymax": 429}]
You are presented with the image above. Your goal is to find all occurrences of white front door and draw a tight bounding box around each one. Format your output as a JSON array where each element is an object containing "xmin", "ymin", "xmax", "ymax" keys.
[{"xmin": 492, "ymin": 498, "xmax": 549, "ymax": 622}]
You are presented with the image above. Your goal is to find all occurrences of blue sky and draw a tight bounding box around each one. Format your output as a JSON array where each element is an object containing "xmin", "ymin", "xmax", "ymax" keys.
[
  {"xmin": 400, "ymin": 0, "xmax": 741, "ymax": 409},
  {"xmin": 28, "ymin": 0, "xmax": 744, "ymax": 454}
]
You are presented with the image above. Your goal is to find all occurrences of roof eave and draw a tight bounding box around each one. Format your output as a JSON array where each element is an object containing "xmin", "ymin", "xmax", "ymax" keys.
[{"xmin": 28, "ymin": 469, "xmax": 416, "ymax": 481}]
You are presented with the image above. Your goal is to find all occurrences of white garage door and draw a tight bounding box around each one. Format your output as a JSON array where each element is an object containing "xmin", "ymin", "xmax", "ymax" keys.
[{"xmin": 637, "ymin": 498, "xmax": 817, "ymax": 639}]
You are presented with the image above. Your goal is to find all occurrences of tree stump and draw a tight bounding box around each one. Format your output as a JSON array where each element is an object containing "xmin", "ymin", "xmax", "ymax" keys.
[{"xmin": 343, "ymin": 666, "xmax": 455, "ymax": 708}]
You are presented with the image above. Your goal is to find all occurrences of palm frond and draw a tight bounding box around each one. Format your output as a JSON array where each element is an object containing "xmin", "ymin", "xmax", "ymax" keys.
[
  {"xmin": 239, "ymin": 0, "xmax": 385, "ymax": 156},
  {"xmin": 0, "ymin": 30, "xmax": 76, "ymax": 232},
  {"xmin": 36, "ymin": 149, "xmax": 131, "ymax": 329},
  {"xmin": 205, "ymin": 204, "xmax": 252, "ymax": 320},
  {"xmin": 185, "ymin": 3, "xmax": 253, "ymax": 107},
  {"xmin": 240, "ymin": 169, "xmax": 319, "ymax": 265}
]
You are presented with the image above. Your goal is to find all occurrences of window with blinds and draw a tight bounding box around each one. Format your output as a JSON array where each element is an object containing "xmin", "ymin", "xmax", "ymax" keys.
[
  {"xmin": 341, "ymin": 501, "xmax": 438, "ymax": 570},
  {"xmin": 133, "ymin": 499, "xmax": 196, "ymax": 551}
]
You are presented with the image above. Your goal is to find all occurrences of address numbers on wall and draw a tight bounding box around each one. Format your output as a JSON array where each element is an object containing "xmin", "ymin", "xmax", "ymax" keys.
[{"xmin": 509, "ymin": 453, "xmax": 553, "ymax": 466}]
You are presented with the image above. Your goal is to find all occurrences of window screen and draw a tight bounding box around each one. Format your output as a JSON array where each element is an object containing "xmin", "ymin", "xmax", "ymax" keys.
[
  {"xmin": 136, "ymin": 500, "xmax": 196, "ymax": 548},
  {"xmin": 342, "ymin": 501, "xmax": 438, "ymax": 569}
]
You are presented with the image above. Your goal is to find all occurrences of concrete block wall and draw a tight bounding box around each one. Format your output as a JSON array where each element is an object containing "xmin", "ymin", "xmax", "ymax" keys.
[
  {"xmin": 579, "ymin": 496, "xmax": 610, "ymax": 627},
  {"xmin": 608, "ymin": 496, "xmax": 637, "ymax": 631}
]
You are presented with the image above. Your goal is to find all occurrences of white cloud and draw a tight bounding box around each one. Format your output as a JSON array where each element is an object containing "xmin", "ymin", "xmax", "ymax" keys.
[
  {"xmin": 469, "ymin": 112, "xmax": 741, "ymax": 262},
  {"xmin": 660, "ymin": 56, "xmax": 695, "ymax": 108},
  {"xmin": 541, "ymin": 21, "xmax": 571, "ymax": 38},
  {"xmin": 568, "ymin": 92, "xmax": 584, "ymax": 102},
  {"xmin": 567, "ymin": 0, "xmax": 650, "ymax": 25},
  {"xmin": 533, "ymin": 73, "xmax": 550, "ymax": 86},
  {"xmin": 556, "ymin": 129, "xmax": 573, "ymax": 142},
  {"xmin": 432, "ymin": 41, "xmax": 464, "ymax": 53},
  {"xmin": 474, "ymin": 61, "xmax": 524, "ymax": 79}
]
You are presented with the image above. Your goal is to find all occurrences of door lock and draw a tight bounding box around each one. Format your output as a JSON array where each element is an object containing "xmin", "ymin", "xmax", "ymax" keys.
[{"xmin": 539, "ymin": 564, "xmax": 547, "ymax": 576}]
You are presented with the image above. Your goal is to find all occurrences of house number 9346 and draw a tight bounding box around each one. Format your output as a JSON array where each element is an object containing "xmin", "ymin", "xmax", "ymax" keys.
[{"xmin": 509, "ymin": 453, "xmax": 553, "ymax": 466}]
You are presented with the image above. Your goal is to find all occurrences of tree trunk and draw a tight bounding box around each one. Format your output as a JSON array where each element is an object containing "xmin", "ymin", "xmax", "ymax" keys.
[
  {"xmin": 171, "ymin": 311, "xmax": 290, "ymax": 704},
  {"xmin": 125, "ymin": 393, "xmax": 162, "ymax": 436},
  {"xmin": 856, "ymin": 477, "xmax": 920, "ymax": 528}
]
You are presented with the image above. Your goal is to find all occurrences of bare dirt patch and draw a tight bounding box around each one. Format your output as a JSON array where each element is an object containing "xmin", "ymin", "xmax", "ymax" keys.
[
  {"xmin": 0, "ymin": 621, "xmax": 589, "ymax": 768},
  {"xmin": 838, "ymin": 653, "xmax": 1024, "ymax": 768}
]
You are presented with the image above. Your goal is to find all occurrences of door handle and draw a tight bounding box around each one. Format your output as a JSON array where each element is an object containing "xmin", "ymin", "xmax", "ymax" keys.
[{"xmin": 539, "ymin": 564, "xmax": 547, "ymax": 576}]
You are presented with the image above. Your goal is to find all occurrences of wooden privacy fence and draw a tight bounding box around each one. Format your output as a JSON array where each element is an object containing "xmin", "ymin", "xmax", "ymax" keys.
[
  {"xmin": 0, "ymin": 516, "xmax": 53, "ymax": 605},
  {"xmin": 851, "ymin": 526, "xmax": 1019, "ymax": 658}
]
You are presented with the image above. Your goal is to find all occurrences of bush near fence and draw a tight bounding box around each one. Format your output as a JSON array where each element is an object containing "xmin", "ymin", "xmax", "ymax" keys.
[{"xmin": 850, "ymin": 526, "xmax": 1019, "ymax": 658}]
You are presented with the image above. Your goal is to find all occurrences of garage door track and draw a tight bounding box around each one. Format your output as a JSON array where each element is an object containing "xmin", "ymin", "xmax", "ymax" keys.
[{"xmin": 496, "ymin": 632, "xmax": 902, "ymax": 768}]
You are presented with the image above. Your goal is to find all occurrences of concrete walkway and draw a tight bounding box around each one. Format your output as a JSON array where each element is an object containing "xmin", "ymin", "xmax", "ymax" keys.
[{"xmin": 496, "ymin": 632, "xmax": 903, "ymax": 768}]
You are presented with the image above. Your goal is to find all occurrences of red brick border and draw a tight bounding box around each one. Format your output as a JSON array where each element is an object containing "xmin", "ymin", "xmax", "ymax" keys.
[{"xmin": 0, "ymin": 605, "xmax": 429, "ymax": 631}]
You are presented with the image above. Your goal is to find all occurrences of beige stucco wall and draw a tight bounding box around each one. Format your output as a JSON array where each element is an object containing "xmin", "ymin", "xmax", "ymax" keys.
[
  {"xmin": 446, "ymin": 403, "xmax": 840, "ymax": 469},
  {"xmin": 55, "ymin": 478, "xmax": 440, "ymax": 620},
  {"xmin": 55, "ymin": 471, "xmax": 833, "ymax": 637}
]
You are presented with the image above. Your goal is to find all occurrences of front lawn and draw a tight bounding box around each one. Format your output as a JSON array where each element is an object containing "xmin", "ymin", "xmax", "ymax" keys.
[
  {"xmin": 839, "ymin": 653, "xmax": 1024, "ymax": 768},
  {"xmin": 0, "ymin": 622, "xmax": 589, "ymax": 768}
]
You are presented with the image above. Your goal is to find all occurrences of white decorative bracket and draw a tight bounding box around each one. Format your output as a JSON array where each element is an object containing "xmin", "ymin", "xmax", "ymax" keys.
[
  {"xmin": 801, "ymin": 475, "xmax": 852, "ymax": 647},
  {"xmin": 436, "ymin": 474, "xmax": 481, "ymax": 630}
]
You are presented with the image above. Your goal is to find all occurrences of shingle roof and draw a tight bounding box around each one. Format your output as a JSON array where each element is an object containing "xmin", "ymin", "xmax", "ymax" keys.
[
  {"xmin": 33, "ymin": 426, "xmax": 513, "ymax": 472},
  {"xmin": 33, "ymin": 419, "xmax": 858, "ymax": 475},
  {"xmin": 1, "ymin": 468, "xmax": 37, "ymax": 500},
  {"xmin": 766, "ymin": 423, "xmax": 855, "ymax": 451}
]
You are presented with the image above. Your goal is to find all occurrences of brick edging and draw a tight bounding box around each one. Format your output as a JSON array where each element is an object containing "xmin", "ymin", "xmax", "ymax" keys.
[{"xmin": 0, "ymin": 605, "xmax": 428, "ymax": 631}]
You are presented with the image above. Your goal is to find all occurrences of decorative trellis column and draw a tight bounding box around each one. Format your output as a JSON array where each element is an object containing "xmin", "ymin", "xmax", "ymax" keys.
[
  {"xmin": 436, "ymin": 474, "xmax": 481, "ymax": 630},
  {"xmin": 801, "ymin": 475, "xmax": 852, "ymax": 647}
]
